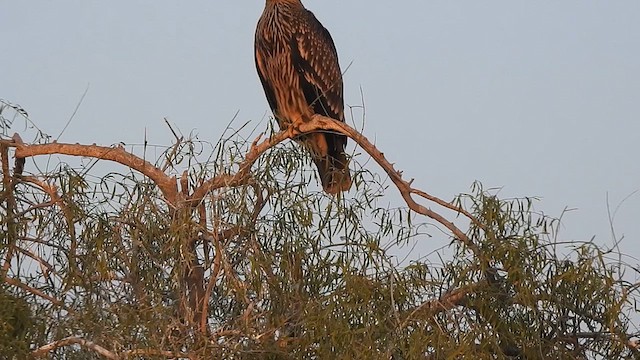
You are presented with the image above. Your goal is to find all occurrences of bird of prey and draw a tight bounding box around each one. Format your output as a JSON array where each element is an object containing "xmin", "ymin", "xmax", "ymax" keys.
[{"xmin": 255, "ymin": 0, "xmax": 351, "ymax": 194}]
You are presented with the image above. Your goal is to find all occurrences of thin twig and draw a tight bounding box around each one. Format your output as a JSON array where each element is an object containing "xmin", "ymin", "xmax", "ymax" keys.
[
  {"xmin": 200, "ymin": 183, "xmax": 268, "ymax": 331},
  {"xmin": 14, "ymin": 246, "xmax": 62, "ymax": 283},
  {"xmin": 3, "ymin": 276, "xmax": 67, "ymax": 309}
]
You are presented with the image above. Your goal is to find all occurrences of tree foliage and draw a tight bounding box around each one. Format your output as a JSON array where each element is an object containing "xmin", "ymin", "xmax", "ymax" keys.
[{"xmin": 0, "ymin": 99, "xmax": 639, "ymax": 359}]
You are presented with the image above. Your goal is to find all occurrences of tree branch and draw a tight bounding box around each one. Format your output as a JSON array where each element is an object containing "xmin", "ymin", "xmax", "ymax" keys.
[
  {"xmin": 123, "ymin": 348, "xmax": 192, "ymax": 358},
  {"xmin": 32, "ymin": 335, "xmax": 196, "ymax": 359},
  {"xmin": 301, "ymin": 115, "xmax": 481, "ymax": 253},
  {"xmin": 402, "ymin": 283, "xmax": 476, "ymax": 327},
  {"xmin": 3, "ymin": 276, "xmax": 67, "ymax": 309},
  {"xmin": 14, "ymin": 246, "xmax": 62, "ymax": 284},
  {"xmin": 11, "ymin": 135, "xmax": 179, "ymax": 205},
  {"xmin": 8, "ymin": 117, "xmax": 477, "ymax": 254},
  {"xmin": 200, "ymin": 183, "xmax": 268, "ymax": 332},
  {"xmin": 0, "ymin": 142, "xmax": 18, "ymax": 278},
  {"xmin": 189, "ymin": 130, "xmax": 290, "ymax": 204},
  {"xmin": 188, "ymin": 116, "xmax": 479, "ymax": 255},
  {"xmin": 32, "ymin": 336, "xmax": 118, "ymax": 359}
]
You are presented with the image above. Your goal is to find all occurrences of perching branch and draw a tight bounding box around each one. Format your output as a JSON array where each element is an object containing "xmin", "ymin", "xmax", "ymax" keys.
[
  {"xmin": 187, "ymin": 116, "xmax": 479, "ymax": 253},
  {"xmin": 188, "ymin": 129, "xmax": 291, "ymax": 204},
  {"xmin": 7, "ymin": 115, "xmax": 480, "ymax": 253},
  {"xmin": 300, "ymin": 115, "xmax": 480, "ymax": 252}
]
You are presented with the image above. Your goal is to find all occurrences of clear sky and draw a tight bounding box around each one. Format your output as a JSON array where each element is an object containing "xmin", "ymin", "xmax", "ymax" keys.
[{"xmin": 2, "ymin": 1, "xmax": 639, "ymax": 264}]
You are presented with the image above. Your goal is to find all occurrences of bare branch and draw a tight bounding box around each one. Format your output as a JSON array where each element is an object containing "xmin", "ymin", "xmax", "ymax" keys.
[
  {"xmin": 15, "ymin": 176, "xmax": 65, "ymax": 218},
  {"xmin": 18, "ymin": 175, "xmax": 81, "ymax": 270},
  {"xmin": 32, "ymin": 336, "xmax": 118, "ymax": 359},
  {"xmin": 402, "ymin": 283, "xmax": 476, "ymax": 327},
  {"xmin": 187, "ymin": 116, "xmax": 479, "ymax": 255},
  {"xmin": 31, "ymin": 336, "xmax": 196, "ymax": 359},
  {"xmin": 189, "ymin": 131, "xmax": 289, "ymax": 204},
  {"xmin": 8, "ymin": 118, "xmax": 476, "ymax": 256},
  {"xmin": 300, "ymin": 116, "xmax": 480, "ymax": 253},
  {"xmin": 12, "ymin": 136, "xmax": 179, "ymax": 205}
]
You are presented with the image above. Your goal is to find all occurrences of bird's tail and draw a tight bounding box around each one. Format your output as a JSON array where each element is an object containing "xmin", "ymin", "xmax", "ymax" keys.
[{"xmin": 308, "ymin": 133, "xmax": 351, "ymax": 194}]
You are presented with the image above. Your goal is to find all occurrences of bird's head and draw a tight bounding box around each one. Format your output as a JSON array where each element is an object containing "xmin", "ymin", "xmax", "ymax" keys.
[{"xmin": 266, "ymin": 0, "xmax": 302, "ymax": 4}]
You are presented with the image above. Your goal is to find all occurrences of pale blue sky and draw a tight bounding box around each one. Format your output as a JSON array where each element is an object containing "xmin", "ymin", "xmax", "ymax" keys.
[{"xmin": 2, "ymin": 1, "xmax": 639, "ymax": 263}]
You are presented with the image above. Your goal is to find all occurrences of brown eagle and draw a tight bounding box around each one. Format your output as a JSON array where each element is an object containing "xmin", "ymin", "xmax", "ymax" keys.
[{"xmin": 254, "ymin": 0, "xmax": 351, "ymax": 194}]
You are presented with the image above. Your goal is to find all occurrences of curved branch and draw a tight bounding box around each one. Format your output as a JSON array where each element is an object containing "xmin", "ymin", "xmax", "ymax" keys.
[
  {"xmin": 14, "ymin": 176, "xmax": 64, "ymax": 217},
  {"xmin": 189, "ymin": 130, "xmax": 290, "ymax": 204},
  {"xmin": 301, "ymin": 115, "xmax": 481, "ymax": 253},
  {"xmin": 187, "ymin": 115, "xmax": 479, "ymax": 253},
  {"xmin": 9, "ymin": 116, "xmax": 479, "ymax": 253},
  {"xmin": 12, "ymin": 136, "xmax": 179, "ymax": 205}
]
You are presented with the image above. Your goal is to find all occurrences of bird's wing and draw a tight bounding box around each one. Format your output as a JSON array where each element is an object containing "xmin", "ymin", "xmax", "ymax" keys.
[
  {"xmin": 290, "ymin": 11, "xmax": 344, "ymax": 122},
  {"xmin": 255, "ymin": 43, "xmax": 279, "ymax": 113}
]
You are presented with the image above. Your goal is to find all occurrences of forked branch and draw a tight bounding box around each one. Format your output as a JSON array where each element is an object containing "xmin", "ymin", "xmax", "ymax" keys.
[{"xmin": 7, "ymin": 115, "xmax": 479, "ymax": 252}]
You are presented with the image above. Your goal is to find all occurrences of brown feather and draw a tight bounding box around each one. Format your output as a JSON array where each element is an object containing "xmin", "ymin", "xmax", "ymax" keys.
[{"xmin": 255, "ymin": 0, "xmax": 351, "ymax": 194}]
